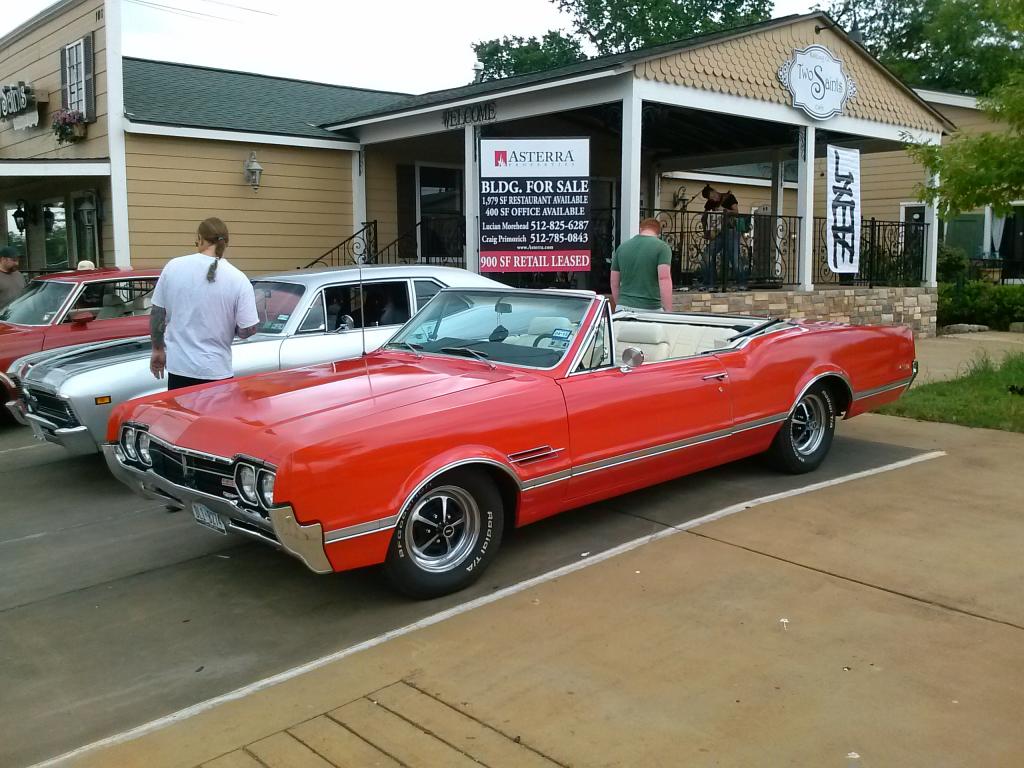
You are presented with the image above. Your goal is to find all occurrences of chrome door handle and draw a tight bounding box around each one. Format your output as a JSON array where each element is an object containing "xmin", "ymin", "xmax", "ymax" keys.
[{"xmin": 702, "ymin": 372, "xmax": 729, "ymax": 381}]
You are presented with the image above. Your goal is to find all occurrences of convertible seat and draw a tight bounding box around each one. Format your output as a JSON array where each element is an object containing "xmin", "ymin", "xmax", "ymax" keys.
[
  {"xmin": 661, "ymin": 324, "xmax": 736, "ymax": 358},
  {"xmin": 507, "ymin": 316, "xmax": 572, "ymax": 346},
  {"xmin": 96, "ymin": 293, "xmax": 127, "ymax": 319},
  {"xmin": 130, "ymin": 294, "xmax": 153, "ymax": 316},
  {"xmin": 614, "ymin": 321, "xmax": 670, "ymax": 362}
]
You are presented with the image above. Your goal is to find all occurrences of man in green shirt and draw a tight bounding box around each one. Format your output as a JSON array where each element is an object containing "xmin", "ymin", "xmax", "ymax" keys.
[{"xmin": 610, "ymin": 218, "xmax": 673, "ymax": 312}]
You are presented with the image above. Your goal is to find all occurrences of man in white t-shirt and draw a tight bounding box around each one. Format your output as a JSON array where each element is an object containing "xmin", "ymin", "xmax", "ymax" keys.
[{"xmin": 150, "ymin": 219, "xmax": 259, "ymax": 390}]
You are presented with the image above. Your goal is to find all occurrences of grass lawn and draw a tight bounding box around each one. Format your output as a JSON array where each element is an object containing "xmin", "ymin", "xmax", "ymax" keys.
[{"xmin": 879, "ymin": 353, "xmax": 1024, "ymax": 433}]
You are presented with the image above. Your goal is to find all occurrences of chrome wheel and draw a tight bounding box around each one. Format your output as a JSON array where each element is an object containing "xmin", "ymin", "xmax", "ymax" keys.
[
  {"xmin": 790, "ymin": 393, "xmax": 827, "ymax": 456},
  {"xmin": 404, "ymin": 485, "xmax": 481, "ymax": 573}
]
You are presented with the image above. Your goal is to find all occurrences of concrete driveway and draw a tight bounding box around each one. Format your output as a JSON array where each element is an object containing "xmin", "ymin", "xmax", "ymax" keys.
[{"xmin": 22, "ymin": 413, "xmax": 1023, "ymax": 768}]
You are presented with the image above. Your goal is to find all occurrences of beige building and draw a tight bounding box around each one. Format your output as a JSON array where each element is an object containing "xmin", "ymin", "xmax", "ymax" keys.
[{"xmin": 4, "ymin": 3, "xmax": 1012, "ymax": 334}]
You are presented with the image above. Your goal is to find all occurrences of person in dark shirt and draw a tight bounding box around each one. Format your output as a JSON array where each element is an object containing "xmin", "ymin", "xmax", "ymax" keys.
[{"xmin": 700, "ymin": 185, "xmax": 747, "ymax": 290}]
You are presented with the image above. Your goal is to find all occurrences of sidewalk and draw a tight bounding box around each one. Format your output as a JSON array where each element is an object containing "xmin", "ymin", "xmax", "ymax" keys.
[
  {"xmin": 64, "ymin": 414, "xmax": 1024, "ymax": 768},
  {"xmin": 915, "ymin": 330, "xmax": 1024, "ymax": 384}
]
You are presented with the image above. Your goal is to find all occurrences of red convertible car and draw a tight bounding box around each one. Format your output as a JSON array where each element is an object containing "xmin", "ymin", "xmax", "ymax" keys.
[
  {"xmin": 0, "ymin": 267, "xmax": 160, "ymax": 404},
  {"xmin": 106, "ymin": 288, "xmax": 917, "ymax": 598}
]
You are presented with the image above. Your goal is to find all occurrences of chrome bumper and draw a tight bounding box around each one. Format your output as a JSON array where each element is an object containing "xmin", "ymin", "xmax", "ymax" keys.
[
  {"xmin": 907, "ymin": 360, "xmax": 919, "ymax": 390},
  {"xmin": 102, "ymin": 444, "xmax": 332, "ymax": 573},
  {"xmin": 17, "ymin": 409, "xmax": 99, "ymax": 455},
  {"xmin": 5, "ymin": 398, "xmax": 29, "ymax": 427}
]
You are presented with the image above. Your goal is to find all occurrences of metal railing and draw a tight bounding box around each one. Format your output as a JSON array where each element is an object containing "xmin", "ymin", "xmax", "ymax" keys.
[
  {"xmin": 967, "ymin": 257, "xmax": 1024, "ymax": 284},
  {"xmin": 813, "ymin": 218, "xmax": 926, "ymax": 287},
  {"xmin": 304, "ymin": 221, "xmax": 377, "ymax": 269},
  {"xmin": 372, "ymin": 215, "xmax": 466, "ymax": 268},
  {"xmin": 649, "ymin": 208, "xmax": 800, "ymax": 290}
]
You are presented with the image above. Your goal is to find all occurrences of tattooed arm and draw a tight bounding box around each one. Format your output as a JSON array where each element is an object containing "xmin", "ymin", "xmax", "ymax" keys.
[
  {"xmin": 236, "ymin": 323, "xmax": 258, "ymax": 339},
  {"xmin": 150, "ymin": 305, "xmax": 167, "ymax": 379}
]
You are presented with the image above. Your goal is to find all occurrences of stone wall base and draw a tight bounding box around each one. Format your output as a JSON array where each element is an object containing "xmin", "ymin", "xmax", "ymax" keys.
[{"xmin": 672, "ymin": 286, "xmax": 937, "ymax": 338}]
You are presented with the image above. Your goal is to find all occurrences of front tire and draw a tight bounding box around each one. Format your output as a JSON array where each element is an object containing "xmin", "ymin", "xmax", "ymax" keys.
[
  {"xmin": 767, "ymin": 384, "xmax": 836, "ymax": 474},
  {"xmin": 385, "ymin": 469, "xmax": 504, "ymax": 599}
]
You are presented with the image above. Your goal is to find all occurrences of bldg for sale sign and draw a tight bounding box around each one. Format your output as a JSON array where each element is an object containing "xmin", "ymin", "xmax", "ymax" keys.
[{"xmin": 479, "ymin": 138, "xmax": 591, "ymax": 272}]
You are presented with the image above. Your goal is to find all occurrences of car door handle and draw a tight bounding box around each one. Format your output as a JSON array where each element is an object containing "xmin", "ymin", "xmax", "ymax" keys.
[{"xmin": 702, "ymin": 372, "xmax": 729, "ymax": 381}]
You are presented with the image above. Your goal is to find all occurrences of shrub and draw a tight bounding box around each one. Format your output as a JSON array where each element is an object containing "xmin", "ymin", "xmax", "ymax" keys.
[
  {"xmin": 937, "ymin": 242, "xmax": 969, "ymax": 283},
  {"xmin": 939, "ymin": 281, "xmax": 1024, "ymax": 329}
]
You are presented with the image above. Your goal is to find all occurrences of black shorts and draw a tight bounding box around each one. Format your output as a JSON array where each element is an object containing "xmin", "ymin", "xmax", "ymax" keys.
[{"xmin": 167, "ymin": 373, "xmax": 231, "ymax": 391}]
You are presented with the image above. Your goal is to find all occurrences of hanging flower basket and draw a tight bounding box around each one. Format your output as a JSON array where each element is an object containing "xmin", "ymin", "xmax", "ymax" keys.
[{"xmin": 52, "ymin": 109, "xmax": 87, "ymax": 145}]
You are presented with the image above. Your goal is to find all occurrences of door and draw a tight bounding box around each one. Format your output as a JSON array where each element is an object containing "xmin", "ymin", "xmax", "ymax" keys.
[
  {"xmin": 556, "ymin": 313, "xmax": 733, "ymax": 504},
  {"xmin": 417, "ymin": 166, "xmax": 463, "ymax": 263},
  {"xmin": 42, "ymin": 277, "xmax": 157, "ymax": 350},
  {"xmin": 279, "ymin": 280, "xmax": 414, "ymax": 369}
]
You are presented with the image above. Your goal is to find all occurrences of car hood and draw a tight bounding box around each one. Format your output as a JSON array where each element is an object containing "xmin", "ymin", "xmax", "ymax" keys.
[
  {"xmin": 19, "ymin": 336, "xmax": 151, "ymax": 384},
  {"xmin": 126, "ymin": 352, "xmax": 519, "ymax": 461},
  {"xmin": 0, "ymin": 322, "xmax": 46, "ymax": 370}
]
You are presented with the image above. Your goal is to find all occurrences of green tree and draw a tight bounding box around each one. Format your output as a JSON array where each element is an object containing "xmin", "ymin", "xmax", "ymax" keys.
[
  {"xmin": 473, "ymin": 0, "xmax": 772, "ymax": 81},
  {"xmin": 830, "ymin": 0, "xmax": 1023, "ymax": 95},
  {"xmin": 906, "ymin": 0, "xmax": 1024, "ymax": 216},
  {"xmin": 472, "ymin": 31, "xmax": 585, "ymax": 82}
]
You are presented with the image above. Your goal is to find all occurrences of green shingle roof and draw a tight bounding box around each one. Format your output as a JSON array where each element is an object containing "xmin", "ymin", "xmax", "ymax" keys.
[
  {"xmin": 320, "ymin": 14, "xmax": 808, "ymax": 127},
  {"xmin": 122, "ymin": 58, "xmax": 409, "ymax": 140}
]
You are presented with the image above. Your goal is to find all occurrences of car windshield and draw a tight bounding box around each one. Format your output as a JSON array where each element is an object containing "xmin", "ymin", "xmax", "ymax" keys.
[
  {"xmin": 0, "ymin": 280, "xmax": 74, "ymax": 326},
  {"xmin": 251, "ymin": 281, "xmax": 305, "ymax": 334},
  {"xmin": 387, "ymin": 289, "xmax": 593, "ymax": 369}
]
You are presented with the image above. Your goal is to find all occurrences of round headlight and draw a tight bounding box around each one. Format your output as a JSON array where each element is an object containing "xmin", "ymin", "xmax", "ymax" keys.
[
  {"xmin": 122, "ymin": 426, "xmax": 138, "ymax": 460},
  {"xmin": 258, "ymin": 471, "xmax": 275, "ymax": 508},
  {"xmin": 235, "ymin": 464, "xmax": 258, "ymax": 504},
  {"xmin": 137, "ymin": 432, "xmax": 152, "ymax": 466}
]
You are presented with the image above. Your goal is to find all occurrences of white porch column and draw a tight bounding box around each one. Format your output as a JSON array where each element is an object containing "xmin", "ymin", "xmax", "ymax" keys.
[
  {"xmin": 983, "ymin": 204, "xmax": 994, "ymax": 257},
  {"xmin": 464, "ymin": 124, "xmax": 480, "ymax": 273},
  {"xmin": 923, "ymin": 173, "xmax": 940, "ymax": 287},
  {"xmin": 104, "ymin": 0, "xmax": 131, "ymax": 267},
  {"xmin": 351, "ymin": 147, "xmax": 366, "ymax": 234},
  {"xmin": 769, "ymin": 150, "xmax": 785, "ymax": 264},
  {"xmin": 796, "ymin": 124, "xmax": 815, "ymax": 290},
  {"xmin": 620, "ymin": 83, "xmax": 642, "ymax": 244}
]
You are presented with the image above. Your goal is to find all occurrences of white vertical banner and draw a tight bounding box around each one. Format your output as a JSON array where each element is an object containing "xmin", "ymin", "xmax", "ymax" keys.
[{"xmin": 826, "ymin": 145, "xmax": 861, "ymax": 273}]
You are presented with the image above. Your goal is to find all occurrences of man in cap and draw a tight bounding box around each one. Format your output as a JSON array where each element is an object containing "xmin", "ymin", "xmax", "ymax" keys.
[{"xmin": 0, "ymin": 246, "xmax": 26, "ymax": 309}]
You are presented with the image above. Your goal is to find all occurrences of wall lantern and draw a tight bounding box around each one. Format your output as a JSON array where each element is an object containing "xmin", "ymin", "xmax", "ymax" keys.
[
  {"xmin": 243, "ymin": 151, "xmax": 263, "ymax": 190},
  {"xmin": 12, "ymin": 199, "xmax": 28, "ymax": 233},
  {"xmin": 43, "ymin": 204, "xmax": 55, "ymax": 233},
  {"xmin": 815, "ymin": 3, "xmax": 864, "ymax": 45}
]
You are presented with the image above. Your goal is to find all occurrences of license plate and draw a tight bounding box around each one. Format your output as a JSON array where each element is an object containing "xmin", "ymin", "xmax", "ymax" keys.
[{"xmin": 192, "ymin": 502, "xmax": 226, "ymax": 535}]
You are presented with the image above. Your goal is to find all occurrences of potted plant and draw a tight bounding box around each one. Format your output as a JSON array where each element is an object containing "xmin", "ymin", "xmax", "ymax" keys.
[{"xmin": 52, "ymin": 109, "xmax": 87, "ymax": 144}]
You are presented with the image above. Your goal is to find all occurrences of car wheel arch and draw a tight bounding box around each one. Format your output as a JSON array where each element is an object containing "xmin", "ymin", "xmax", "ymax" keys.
[{"xmin": 792, "ymin": 370, "xmax": 853, "ymax": 419}]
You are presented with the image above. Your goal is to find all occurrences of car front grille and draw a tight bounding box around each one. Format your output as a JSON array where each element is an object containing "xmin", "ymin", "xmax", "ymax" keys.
[
  {"xmin": 25, "ymin": 387, "xmax": 79, "ymax": 428},
  {"xmin": 149, "ymin": 441, "xmax": 238, "ymax": 501}
]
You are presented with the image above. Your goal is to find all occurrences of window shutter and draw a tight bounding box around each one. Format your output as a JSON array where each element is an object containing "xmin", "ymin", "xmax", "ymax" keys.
[
  {"xmin": 83, "ymin": 33, "xmax": 95, "ymax": 122},
  {"xmin": 60, "ymin": 46, "xmax": 68, "ymax": 109}
]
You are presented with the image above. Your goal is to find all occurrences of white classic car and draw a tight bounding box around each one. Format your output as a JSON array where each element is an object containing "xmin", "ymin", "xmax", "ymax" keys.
[{"xmin": 6, "ymin": 264, "xmax": 502, "ymax": 454}]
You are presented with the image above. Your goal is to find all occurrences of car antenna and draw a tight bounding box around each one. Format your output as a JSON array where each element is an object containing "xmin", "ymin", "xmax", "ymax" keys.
[{"xmin": 358, "ymin": 254, "xmax": 366, "ymax": 357}]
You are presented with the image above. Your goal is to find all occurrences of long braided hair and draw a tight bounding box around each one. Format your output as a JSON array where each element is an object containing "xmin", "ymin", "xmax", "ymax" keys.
[{"xmin": 197, "ymin": 217, "xmax": 229, "ymax": 282}]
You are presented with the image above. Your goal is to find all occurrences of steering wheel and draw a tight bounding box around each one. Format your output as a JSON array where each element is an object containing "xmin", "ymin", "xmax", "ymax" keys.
[{"xmin": 533, "ymin": 333, "xmax": 556, "ymax": 348}]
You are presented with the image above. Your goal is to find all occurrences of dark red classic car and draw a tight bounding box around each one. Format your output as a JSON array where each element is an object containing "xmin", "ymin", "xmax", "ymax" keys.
[
  {"xmin": 0, "ymin": 268, "xmax": 160, "ymax": 403},
  {"xmin": 106, "ymin": 288, "xmax": 917, "ymax": 598}
]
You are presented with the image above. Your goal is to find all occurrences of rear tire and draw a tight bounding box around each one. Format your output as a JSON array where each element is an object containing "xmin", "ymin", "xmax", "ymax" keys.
[
  {"xmin": 385, "ymin": 469, "xmax": 504, "ymax": 599},
  {"xmin": 767, "ymin": 384, "xmax": 836, "ymax": 474}
]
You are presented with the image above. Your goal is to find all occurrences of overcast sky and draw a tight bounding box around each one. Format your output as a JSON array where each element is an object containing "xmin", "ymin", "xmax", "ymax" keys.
[{"xmin": 4, "ymin": 0, "xmax": 818, "ymax": 94}]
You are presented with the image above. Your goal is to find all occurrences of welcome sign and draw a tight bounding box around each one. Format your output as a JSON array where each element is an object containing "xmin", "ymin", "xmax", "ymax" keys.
[
  {"xmin": 478, "ymin": 138, "xmax": 591, "ymax": 273},
  {"xmin": 777, "ymin": 45, "xmax": 857, "ymax": 120},
  {"xmin": 826, "ymin": 144, "xmax": 861, "ymax": 274}
]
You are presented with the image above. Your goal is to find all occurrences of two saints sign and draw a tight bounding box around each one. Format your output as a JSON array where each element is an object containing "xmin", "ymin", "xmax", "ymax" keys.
[
  {"xmin": 777, "ymin": 45, "xmax": 857, "ymax": 121},
  {"xmin": 826, "ymin": 145, "xmax": 861, "ymax": 274}
]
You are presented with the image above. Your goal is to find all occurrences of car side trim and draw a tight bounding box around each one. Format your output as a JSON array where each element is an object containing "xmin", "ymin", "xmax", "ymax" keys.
[{"xmin": 852, "ymin": 374, "xmax": 916, "ymax": 401}]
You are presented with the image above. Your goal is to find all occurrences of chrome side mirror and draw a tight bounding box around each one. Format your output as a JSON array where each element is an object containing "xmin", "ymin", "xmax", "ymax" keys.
[
  {"xmin": 334, "ymin": 314, "xmax": 355, "ymax": 332},
  {"xmin": 620, "ymin": 346, "xmax": 644, "ymax": 372}
]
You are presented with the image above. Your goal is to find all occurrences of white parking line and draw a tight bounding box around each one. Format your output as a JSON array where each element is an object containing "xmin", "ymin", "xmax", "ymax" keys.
[
  {"xmin": 28, "ymin": 449, "xmax": 946, "ymax": 768},
  {"xmin": 0, "ymin": 442, "xmax": 46, "ymax": 455}
]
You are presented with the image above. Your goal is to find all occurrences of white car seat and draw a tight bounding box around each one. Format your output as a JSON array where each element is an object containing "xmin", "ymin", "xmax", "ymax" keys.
[
  {"xmin": 130, "ymin": 294, "xmax": 153, "ymax": 316},
  {"xmin": 96, "ymin": 293, "xmax": 127, "ymax": 319},
  {"xmin": 614, "ymin": 321, "xmax": 670, "ymax": 362},
  {"xmin": 507, "ymin": 316, "xmax": 572, "ymax": 346}
]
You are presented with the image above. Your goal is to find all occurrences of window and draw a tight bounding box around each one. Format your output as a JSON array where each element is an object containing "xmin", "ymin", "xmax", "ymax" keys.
[
  {"xmin": 251, "ymin": 281, "xmax": 306, "ymax": 334},
  {"xmin": 66, "ymin": 279, "xmax": 158, "ymax": 321},
  {"xmin": 297, "ymin": 291, "xmax": 326, "ymax": 333},
  {"xmin": 322, "ymin": 281, "xmax": 411, "ymax": 331},
  {"xmin": 64, "ymin": 39, "xmax": 86, "ymax": 114},
  {"xmin": 414, "ymin": 279, "xmax": 443, "ymax": 310},
  {"xmin": 575, "ymin": 310, "xmax": 613, "ymax": 372}
]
